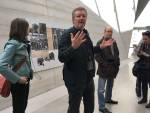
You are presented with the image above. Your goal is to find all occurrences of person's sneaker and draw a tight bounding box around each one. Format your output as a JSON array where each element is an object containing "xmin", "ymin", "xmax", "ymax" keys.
[
  {"xmin": 105, "ymin": 100, "xmax": 118, "ymax": 104},
  {"xmin": 138, "ymin": 98, "xmax": 147, "ymax": 104},
  {"xmin": 99, "ymin": 108, "xmax": 112, "ymax": 113},
  {"xmin": 145, "ymin": 102, "xmax": 150, "ymax": 108}
]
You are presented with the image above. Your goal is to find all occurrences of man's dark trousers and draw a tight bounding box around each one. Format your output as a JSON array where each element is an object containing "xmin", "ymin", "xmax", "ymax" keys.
[{"xmin": 65, "ymin": 79, "xmax": 95, "ymax": 113}]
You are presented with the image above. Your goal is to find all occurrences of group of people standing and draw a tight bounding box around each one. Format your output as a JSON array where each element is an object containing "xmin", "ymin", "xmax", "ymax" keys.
[
  {"xmin": 58, "ymin": 7, "xmax": 120, "ymax": 113},
  {"xmin": 0, "ymin": 6, "xmax": 149, "ymax": 113}
]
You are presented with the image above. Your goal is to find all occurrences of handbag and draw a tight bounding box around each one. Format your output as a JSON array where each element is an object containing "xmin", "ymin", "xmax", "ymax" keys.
[
  {"xmin": 132, "ymin": 62, "xmax": 140, "ymax": 77},
  {"xmin": 0, "ymin": 56, "xmax": 26, "ymax": 98},
  {"xmin": 132, "ymin": 61, "xmax": 150, "ymax": 77},
  {"xmin": 0, "ymin": 74, "xmax": 11, "ymax": 97}
]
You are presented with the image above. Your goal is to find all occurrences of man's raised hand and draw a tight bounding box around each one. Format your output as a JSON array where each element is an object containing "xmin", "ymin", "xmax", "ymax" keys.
[{"xmin": 71, "ymin": 31, "xmax": 86, "ymax": 49}]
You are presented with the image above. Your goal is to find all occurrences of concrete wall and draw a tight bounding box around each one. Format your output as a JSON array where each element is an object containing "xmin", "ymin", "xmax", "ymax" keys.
[
  {"xmin": 0, "ymin": 0, "xmax": 132, "ymax": 110},
  {"xmin": 0, "ymin": 0, "xmax": 132, "ymax": 59}
]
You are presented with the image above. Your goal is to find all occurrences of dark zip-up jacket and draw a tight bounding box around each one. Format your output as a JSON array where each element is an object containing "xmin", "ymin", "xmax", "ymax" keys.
[
  {"xmin": 58, "ymin": 27, "xmax": 101, "ymax": 89},
  {"xmin": 95, "ymin": 38, "xmax": 120, "ymax": 79}
]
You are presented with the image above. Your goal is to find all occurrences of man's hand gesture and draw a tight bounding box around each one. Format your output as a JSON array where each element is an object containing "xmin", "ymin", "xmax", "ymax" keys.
[
  {"xmin": 71, "ymin": 31, "xmax": 86, "ymax": 49},
  {"xmin": 100, "ymin": 38, "xmax": 115, "ymax": 49}
]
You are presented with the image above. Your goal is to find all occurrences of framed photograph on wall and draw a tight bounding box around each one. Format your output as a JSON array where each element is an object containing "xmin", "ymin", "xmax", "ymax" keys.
[
  {"xmin": 52, "ymin": 28, "xmax": 65, "ymax": 49},
  {"xmin": 28, "ymin": 24, "xmax": 65, "ymax": 72}
]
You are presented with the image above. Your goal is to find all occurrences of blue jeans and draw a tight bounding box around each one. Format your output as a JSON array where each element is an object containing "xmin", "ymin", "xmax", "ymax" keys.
[{"xmin": 98, "ymin": 77, "xmax": 114, "ymax": 109}]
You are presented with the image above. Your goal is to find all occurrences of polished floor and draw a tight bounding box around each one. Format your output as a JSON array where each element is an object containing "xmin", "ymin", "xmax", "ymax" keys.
[{"xmin": 0, "ymin": 59, "xmax": 150, "ymax": 113}]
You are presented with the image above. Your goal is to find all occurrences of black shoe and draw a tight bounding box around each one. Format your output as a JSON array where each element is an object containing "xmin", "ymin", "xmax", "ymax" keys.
[
  {"xmin": 145, "ymin": 102, "xmax": 150, "ymax": 108},
  {"xmin": 138, "ymin": 98, "xmax": 147, "ymax": 104},
  {"xmin": 105, "ymin": 100, "xmax": 118, "ymax": 104},
  {"xmin": 99, "ymin": 108, "xmax": 112, "ymax": 113}
]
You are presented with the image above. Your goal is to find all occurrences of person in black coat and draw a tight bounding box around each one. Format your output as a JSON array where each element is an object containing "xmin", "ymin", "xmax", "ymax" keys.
[
  {"xmin": 58, "ymin": 7, "xmax": 114, "ymax": 113},
  {"xmin": 95, "ymin": 27, "xmax": 120, "ymax": 113},
  {"xmin": 135, "ymin": 31, "xmax": 150, "ymax": 108}
]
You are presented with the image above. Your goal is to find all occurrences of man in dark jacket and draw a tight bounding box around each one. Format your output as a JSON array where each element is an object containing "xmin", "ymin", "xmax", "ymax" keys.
[
  {"xmin": 58, "ymin": 7, "xmax": 114, "ymax": 113},
  {"xmin": 95, "ymin": 26, "xmax": 120, "ymax": 113}
]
